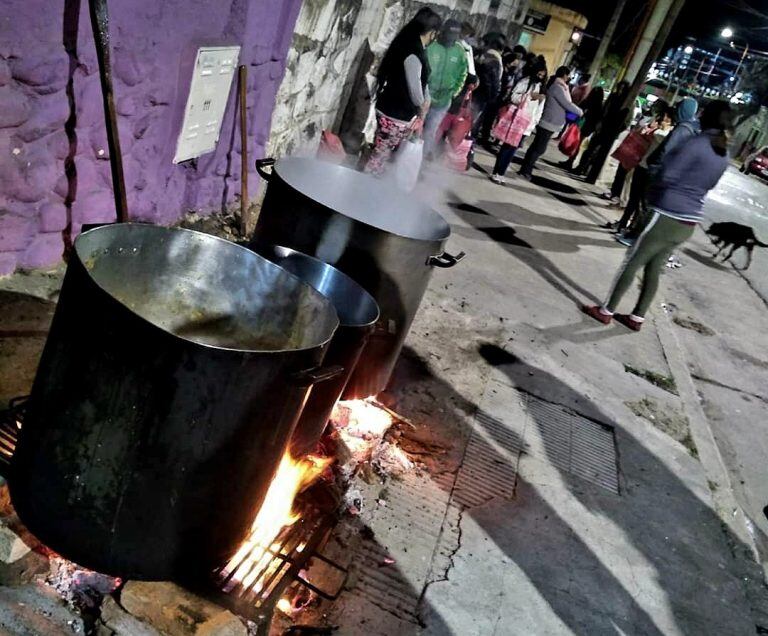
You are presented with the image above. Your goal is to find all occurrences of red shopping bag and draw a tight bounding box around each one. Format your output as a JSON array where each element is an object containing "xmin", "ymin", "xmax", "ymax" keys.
[
  {"xmin": 446, "ymin": 112, "xmax": 473, "ymax": 148},
  {"xmin": 558, "ymin": 123, "xmax": 581, "ymax": 156},
  {"xmin": 612, "ymin": 130, "xmax": 653, "ymax": 170},
  {"xmin": 492, "ymin": 98, "xmax": 531, "ymax": 147},
  {"xmin": 317, "ymin": 130, "xmax": 346, "ymax": 163}
]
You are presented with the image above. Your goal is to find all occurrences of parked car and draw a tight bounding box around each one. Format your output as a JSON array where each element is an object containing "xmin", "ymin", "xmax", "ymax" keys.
[{"xmin": 741, "ymin": 146, "xmax": 768, "ymax": 181}]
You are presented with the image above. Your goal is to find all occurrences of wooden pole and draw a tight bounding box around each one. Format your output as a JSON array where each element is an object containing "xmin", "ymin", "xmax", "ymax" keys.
[
  {"xmin": 88, "ymin": 0, "xmax": 129, "ymax": 223},
  {"xmin": 618, "ymin": 0, "xmax": 657, "ymax": 83},
  {"xmin": 588, "ymin": 0, "xmax": 629, "ymax": 83},
  {"xmin": 238, "ymin": 65, "xmax": 248, "ymax": 237}
]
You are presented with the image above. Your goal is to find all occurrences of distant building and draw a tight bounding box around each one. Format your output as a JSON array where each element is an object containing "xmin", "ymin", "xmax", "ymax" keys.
[
  {"xmin": 649, "ymin": 41, "xmax": 746, "ymax": 100},
  {"xmin": 519, "ymin": 0, "xmax": 587, "ymax": 73}
]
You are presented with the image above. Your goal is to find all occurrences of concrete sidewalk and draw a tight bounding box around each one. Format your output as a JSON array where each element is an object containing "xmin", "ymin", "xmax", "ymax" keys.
[{"xmin": 324, "ymin": 145, "xmax": 768, "ymax": 635}]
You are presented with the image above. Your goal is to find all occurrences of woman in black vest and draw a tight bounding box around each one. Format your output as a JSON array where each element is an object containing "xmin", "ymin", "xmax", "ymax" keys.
[{"xmin": 365, "ymin": 8, "xmax": 442, "ymax": 176}]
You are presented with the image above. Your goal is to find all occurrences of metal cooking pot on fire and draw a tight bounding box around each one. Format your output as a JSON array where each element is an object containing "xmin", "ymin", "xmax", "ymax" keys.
[
  {"xmin": 252, "ymin": 157, "xmax": 465, "ymax": 399},
  {"xmin": 254, "ymin": 245, "xmax": 379, "ymax": 456},
  {"xmin": 8, "ymin": 224, "xmax": 341, "ymax": 580}
]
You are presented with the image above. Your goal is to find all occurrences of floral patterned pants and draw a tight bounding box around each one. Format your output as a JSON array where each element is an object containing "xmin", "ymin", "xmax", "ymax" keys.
[{"xmin": 365, "ymin": 112, "xmax": 413, "ymax": 176}]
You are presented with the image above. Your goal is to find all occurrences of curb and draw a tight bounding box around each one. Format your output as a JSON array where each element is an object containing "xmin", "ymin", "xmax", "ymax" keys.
[{"xmin": 655, "ymin": 306, "xmax": 765, "ymax": 571}]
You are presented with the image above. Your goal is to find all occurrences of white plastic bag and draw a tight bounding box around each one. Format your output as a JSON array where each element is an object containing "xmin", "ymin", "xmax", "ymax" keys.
[{"xmin": 393, "ymin": 137, "xmax": 423, "ymax": 192}]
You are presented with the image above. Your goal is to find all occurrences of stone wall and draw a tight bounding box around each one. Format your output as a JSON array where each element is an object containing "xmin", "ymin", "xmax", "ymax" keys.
[
  {"xmin": 267, "ymin": 0, "xmax": 530, "ymax": 158},
  {"xmin": 0, "ymin": 0, "xmax": 302, "ymax": 275}
]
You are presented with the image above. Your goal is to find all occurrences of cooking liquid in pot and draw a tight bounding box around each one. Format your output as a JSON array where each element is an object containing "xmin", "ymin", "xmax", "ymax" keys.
[{"xmin": 82, "ymin": 242, "xmax": 318, "ymax": 352}]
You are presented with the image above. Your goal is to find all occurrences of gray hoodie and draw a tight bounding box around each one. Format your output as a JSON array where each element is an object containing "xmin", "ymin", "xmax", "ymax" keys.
[{"xmin": 538, "ymin": 78, "xmax": 583, "ymax": 132}]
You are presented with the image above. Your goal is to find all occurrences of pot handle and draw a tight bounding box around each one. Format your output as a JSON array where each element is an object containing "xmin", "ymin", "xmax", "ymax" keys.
[
  {"xmin": 291, "ymin": 365, "xmax": 345, "ymax": 387},
  {"xmin": 256, "ymin": 158, "xmax": 276, "ymax": 181},
  {"xmin": 427, "ymin": 251, "xmax": 466, "ymax": 268}
]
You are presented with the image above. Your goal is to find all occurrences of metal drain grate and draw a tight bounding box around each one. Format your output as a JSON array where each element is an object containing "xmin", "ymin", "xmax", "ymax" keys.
[
  {"xmin": 523, "ymin": 393, "xmax": 620, "ymax": 494},
  {"xmin": 450, "ymin": 409, "xmax": 523, "ymax": 508},
  {"xmin": 447, "ymin": 380, "xmax": 620, "ymax": 510}
]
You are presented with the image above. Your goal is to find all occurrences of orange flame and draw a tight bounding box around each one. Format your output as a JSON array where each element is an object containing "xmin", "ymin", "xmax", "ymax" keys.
[{"xmin": 220, "ymin": 452, "xmax": 331, "ymax": 594}]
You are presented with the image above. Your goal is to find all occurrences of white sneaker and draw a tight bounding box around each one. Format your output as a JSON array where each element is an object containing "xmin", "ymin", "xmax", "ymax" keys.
[{"xmin": 490, "ymin": 174, "xmax": 506, "ymax": 185}]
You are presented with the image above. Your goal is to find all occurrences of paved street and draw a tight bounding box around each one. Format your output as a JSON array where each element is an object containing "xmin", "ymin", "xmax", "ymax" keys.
[
  {"xmin": 703, "ymin": 167, "xmax": 768, "ymax": 301},
  {"xmin": 318, "ymin": 142, "xmax": 768, "ymax": 635}
]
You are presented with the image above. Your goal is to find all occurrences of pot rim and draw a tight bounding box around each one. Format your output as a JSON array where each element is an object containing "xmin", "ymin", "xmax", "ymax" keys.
[
  {"xmin": 254, "ymin": 244, "xmax": 381, "ymax": 329},
  {"xmin": 74, "ymin": 223, "xmax": 340, "ymax": 354},
  {"xmin": 273, "ymin": 157, "xmax": 452, "ymax": 243}
]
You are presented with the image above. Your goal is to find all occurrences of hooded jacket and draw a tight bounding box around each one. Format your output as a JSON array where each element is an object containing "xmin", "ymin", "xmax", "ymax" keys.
[
  {"xmin": 647, "ymin": 97, "xmax": 701, "ymax": 174},
  {"xmin": 427, "ymin": 40, "xmax": 469, "ymax": 108},
  {"xmin": 647, "ymin": 129, "xmax": 729, "ymax": 223}
]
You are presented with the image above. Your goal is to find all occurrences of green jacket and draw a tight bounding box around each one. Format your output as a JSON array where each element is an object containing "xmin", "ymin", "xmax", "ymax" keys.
[{"xmin": 426, "ymin": 41, "xmax": 468, "ymax": 108}]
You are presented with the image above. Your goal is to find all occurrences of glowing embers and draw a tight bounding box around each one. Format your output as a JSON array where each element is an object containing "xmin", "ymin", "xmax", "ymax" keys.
[
  {"xmin": 218, "ymin": 453, "xmax": 331, "ymax": 600},
  {"xmin": 331, "ymin": 399, "xmax": 394, "ymax": 456}
]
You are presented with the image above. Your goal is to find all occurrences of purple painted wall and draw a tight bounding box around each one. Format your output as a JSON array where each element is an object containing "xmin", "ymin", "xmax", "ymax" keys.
[{"xmin": 0, "ymin": 0, "xmax": 302, "ymax": 275}]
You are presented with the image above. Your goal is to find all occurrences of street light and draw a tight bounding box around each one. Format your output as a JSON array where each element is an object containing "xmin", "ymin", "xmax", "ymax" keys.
[
  {"xmin": 705, "ymin": 27, "xmax": 738, "ymax": 83},
  {"xmin": 684, "ymin": 45, "xmax": 694, "ymax": 55}
]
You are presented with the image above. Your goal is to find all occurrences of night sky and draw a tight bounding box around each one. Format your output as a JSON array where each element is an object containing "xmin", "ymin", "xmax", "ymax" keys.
[{"xmin": 556, "ymin": 0, "xmax": 768, "ymax": 57}]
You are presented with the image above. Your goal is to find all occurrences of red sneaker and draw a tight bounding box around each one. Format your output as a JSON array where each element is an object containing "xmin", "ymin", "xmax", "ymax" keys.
[
  {"xmin": 581, "ymin": 305, "xmax": 612, "ymax": 325},
  {"xmin": 614, "ymin": 313, "xmax": 643, "ymax": 331}
]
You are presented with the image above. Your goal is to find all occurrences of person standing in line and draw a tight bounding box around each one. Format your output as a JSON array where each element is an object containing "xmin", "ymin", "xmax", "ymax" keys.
[
  {"xmin": 518, "ymin": 66, "xmax": 583, "ymax": 181},
  {"xmin": 574, "ymin": 80, "xmax": 631, "ymax": 181},
  {"xmin": 600, "ymin": 98, "xmax": 670, "ymax": 205},
  {"xmin": 645, "ymin": 96, "xmax": 700, "ymax": 174},
  {"xmin": 613, "ymin": 106, "xmax": 674, "ymax": 242},
  {"xmin": 480, "ymin": 45, "xmax": 527, "ymax": 146},
  {"xmin": 618, "ymin": 96, "xmax": 700, "ymax": 243},
  {"xmin": 470, "ymin": 35, "xmax": 506, "ymax": 141},
  {"xmin": 559, "ymin": 86, "xmax": 605, "ymax": 170},
  {"xmin": 582, "ymin": 101, "xmax": 734, "ymax": 331},
  {"xmin": 489, "ymin": 60, "xmax": 547, "ymax": 184},
  {"xmin": 571, "ymin": 74, "xmax": 592, "ymax": 105},
  {"xmin": 365, "ymin": 9, "xmax": 442, "ymax": 177},
  {"xmin": 556, "ymin": 73, "xmax": 592, "ymax": 139},
  {"xmin": 458, "ymin": 22, "xmax": 477, "ymax": 79},
  {"xmin": 424, "ymin": 20, "xmax": 468, "ymax": 159}
]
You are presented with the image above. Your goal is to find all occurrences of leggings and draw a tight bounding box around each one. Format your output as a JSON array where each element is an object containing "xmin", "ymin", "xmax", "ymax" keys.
[{"xmin": 605, "ymin": 213, "xmax": 695, "ymax": 317}]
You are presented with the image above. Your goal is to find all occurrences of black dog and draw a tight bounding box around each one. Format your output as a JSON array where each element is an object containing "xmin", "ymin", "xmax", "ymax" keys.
[{"xmin": 706, "ymin": 222, "xmax": 768, "ymax": 270}]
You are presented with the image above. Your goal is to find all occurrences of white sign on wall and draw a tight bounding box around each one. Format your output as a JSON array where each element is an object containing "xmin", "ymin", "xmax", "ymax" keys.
[{"xmin": 173, "ymin": 46, "xmax": 241, "ymax": 164}]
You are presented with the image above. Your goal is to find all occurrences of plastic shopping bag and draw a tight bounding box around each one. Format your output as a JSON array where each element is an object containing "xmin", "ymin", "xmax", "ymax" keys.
[
  {"xmin": 612, "ymin": 130, "xmax": 653, "ymax": 170},
  {"xmin": 558, "ymin": 123, "xmax": 582, "ymax": 157},
  {"xmin": 492, "ymin": 97, "xmax": 531, "ymax": 147},
  {"xmin": 443, "ymin": 137, "xmax": 473, "ymax": 171},
  {"xmin": 317, "ymin": 130, "xmax": 346, "ymax": 164},
  {"xmin": 393, "ymin": 137, "xmax": 424, "ymax": 192}
]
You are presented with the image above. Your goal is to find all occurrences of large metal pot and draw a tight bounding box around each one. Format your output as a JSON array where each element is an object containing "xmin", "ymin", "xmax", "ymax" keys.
[
  {"xmin": 9, "ymin": 224, "xmax": 340, "ymax": 581},
  {"xmin": 254, "ymin": 245, "xmax": 379, "ymax": 456},
  {"xmin": 252, "ymin": 157, "xmax": 464, "ymax": 398}
]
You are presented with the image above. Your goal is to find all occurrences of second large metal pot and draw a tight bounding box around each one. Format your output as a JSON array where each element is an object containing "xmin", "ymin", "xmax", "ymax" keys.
[
  {"xmin": 9, "ymin": 224, "xmax": 340, "ymax": 580},
  {"xmin": 252, "ymin": 157, "xmax": 464, "ymax": 398},
  {"xmin": 254, "ymin": 245, "xmax": 379, "ymax": 455}
]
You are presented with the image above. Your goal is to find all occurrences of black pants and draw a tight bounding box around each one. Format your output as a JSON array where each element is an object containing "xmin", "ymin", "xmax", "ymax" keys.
[
  {"xmin": 586, "ymin": 141, "xmax": 614, "ymax": 184},
  {"xmin": 476, "ymin": 100, "xmax": 501, "ymax": 142},
  {"xmin": 617, "ymin": 166, "xmax": 649, "ymax": 231},
  {"xmin": 520, "ymin": 127, "xmax": 553, "ymax": 177},
  {"xmin": 610, "ymin": 164, "xmax": 628, "ymax": 198}
]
